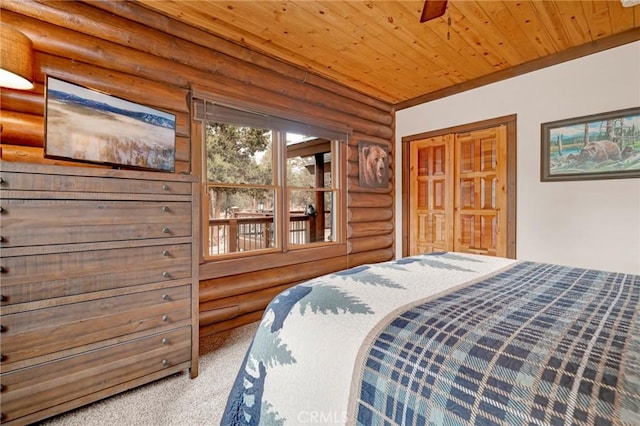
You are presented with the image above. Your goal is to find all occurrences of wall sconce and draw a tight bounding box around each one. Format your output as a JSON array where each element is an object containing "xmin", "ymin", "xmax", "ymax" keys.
[{"xmin": 0, "ymin": 25, "xmax": 34, "ymax": 90}]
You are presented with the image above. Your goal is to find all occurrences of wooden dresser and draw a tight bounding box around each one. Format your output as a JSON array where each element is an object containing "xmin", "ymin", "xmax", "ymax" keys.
[{"xmin": 0, "ymin": 162, "xmax": 199, "ymax": 425}]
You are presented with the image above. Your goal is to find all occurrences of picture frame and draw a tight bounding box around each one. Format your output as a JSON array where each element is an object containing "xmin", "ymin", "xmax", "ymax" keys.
[
  {"xmin": 540, "ymin": 107, "xmax": 640, "ymax": 182},
  {"xmin": 358, "ymin": 140, "xmax": 389, "ymax": 188},
  {"xmin": 45, "ymin": 76, "xmax": 176, "ymax": 172}
]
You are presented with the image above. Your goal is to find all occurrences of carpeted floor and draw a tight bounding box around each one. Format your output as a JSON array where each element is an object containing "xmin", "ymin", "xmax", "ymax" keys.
[{"xmin": 38, "ymin": 321, "xmax": 259, "ymax": 426}]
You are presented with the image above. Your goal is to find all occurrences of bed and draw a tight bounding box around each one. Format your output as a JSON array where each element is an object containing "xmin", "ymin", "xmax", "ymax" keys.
[{"xmin": 221, "ymin": 252, "xmax": 640, "ymax": 425}]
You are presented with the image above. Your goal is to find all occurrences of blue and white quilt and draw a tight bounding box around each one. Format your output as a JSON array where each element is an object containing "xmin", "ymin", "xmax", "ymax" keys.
[{"xmin": 221, "ymin": 253, "xmax": 640, "ymax": 425}]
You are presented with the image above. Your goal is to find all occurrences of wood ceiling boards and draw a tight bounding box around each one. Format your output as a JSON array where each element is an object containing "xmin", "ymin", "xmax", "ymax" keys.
[{"xmin": 135, "ymin": 1, "xmax": 640, "ymax": 107}]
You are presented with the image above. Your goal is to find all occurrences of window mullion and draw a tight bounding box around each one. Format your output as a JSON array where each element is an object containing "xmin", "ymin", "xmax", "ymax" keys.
[{"xmin": 277, "ymin": 131, "xmax": 288, "ymax": 252}]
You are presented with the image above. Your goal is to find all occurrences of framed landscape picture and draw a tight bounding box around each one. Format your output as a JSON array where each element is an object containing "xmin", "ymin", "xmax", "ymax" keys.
[
  {"xmin": 45, "ymin": 76, "xmax": 176, "ymax": 172},
  {"xmin": 541, "ymin": 107, "xmax": 640, "ymax": 181}
]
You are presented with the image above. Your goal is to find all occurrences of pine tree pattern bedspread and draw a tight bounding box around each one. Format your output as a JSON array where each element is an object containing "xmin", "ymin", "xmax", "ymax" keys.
[{"xmin": 221, "ymin": 253, "xmax": 640, "ymax": 425}]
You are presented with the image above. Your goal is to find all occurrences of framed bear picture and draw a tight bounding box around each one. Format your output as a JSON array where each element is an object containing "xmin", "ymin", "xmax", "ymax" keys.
[
  {"xmin": 540, "ymin": 107, "xmax": 640, "ymax": 182},
  {"xmin": 358, "ymin": 140, "xmax": 389, "ymax": 188}
]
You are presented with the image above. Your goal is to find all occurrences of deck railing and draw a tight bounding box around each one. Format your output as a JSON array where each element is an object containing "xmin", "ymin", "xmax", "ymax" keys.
[{"xmin": 208, "ymin": 214, "xmax": 319, "ymax": 255}]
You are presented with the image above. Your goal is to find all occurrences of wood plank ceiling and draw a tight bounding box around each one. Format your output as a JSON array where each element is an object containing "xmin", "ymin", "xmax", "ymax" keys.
[{"xmin": 135, "ymin": 1, "xmax": 640, "ymax": 106}]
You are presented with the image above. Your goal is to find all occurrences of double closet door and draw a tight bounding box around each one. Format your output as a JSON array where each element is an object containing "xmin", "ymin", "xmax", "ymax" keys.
[{"xmin": 409, "ymin": 125, "xmax": 508, "ymax": 257}]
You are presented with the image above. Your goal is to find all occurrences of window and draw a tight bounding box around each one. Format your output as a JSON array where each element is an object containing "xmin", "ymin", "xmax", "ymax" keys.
[
  {"xmin": 205, "ymin": 123, "xmax": 276, "ymax": 255},
  {"xmin": 193, "ymin": 100, "xmax": 346, "ymax": 259},
  {"xmin": 287, "ymin": 136, "xmax": 337, "ymax": 246}
]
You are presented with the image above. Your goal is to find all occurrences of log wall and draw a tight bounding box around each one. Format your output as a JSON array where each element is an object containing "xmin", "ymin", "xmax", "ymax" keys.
[{"xmin": 0, "ymin": 0, "xmax": 395, "ymax": 336}]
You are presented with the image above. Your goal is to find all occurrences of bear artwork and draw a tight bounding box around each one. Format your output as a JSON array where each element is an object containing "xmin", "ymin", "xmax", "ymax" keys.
[
  {"xmin": 577, "ymin": 140, "xmax": 622, "ymax": 164},
  {"xmin": 359, "ymin": 142, "xmax": 388, "ymax": 188}
]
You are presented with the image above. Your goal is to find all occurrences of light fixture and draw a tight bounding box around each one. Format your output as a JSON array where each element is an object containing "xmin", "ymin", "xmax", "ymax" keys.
[
  {"xmin": 0, "ymin": 25, "xmax": 34, "ymax": 90},
  {"xmin": 621, "ymin": 0, "xmax": 640, "ymax": 7}
]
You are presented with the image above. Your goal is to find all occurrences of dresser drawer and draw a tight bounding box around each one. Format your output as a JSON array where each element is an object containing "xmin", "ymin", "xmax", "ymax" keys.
[
  {"xmin": 0, "ymin": 326, "xmax": 191, "ymax": 424},
  {"xmin": 1, "ymin": 285, "xmax": 191, "ymax": 371},
  {"xmin": 1, "ymin": 243, "xmax": 192, "ymax": 305},
  {"xmin": 0, "ymin": 199, "xmax": 191, "ymax": 247},
  {"xmin": 0, "ymin": 170, "xmax": 192, "ymax": 195}
]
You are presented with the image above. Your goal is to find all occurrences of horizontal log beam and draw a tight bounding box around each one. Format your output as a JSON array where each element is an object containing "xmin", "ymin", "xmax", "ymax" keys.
[
  {"xmin": 347, "ymin": 221, "xmax": 394, "ymax": 239},
  {"xmin": 348, "ymin": 207, "xmax": 394, "ymax": 223},
  {"xmin": 199, "ymin": 305, "xmax": 238, "ymax": 328},
  {"xmin": 348, "ymin": 234, "xmax": 394, "ymax": 254},
  {"xmin": 0, "ymin": 111, "xmax": 43, "ymax": 147},
  {"xmin": 347, "ymin": 248, "xmax": 394, "ymax": 268},
  {"xmin": 200, "ymin": 311, "xmax": 263, "ymax": 338},
  {"xmin": 348, "ymin": 192, "xmax": 394, "ymax": 208},
  {"xmin": 0, "ymin": 86, "xmax": 44, "ymax": 116}
]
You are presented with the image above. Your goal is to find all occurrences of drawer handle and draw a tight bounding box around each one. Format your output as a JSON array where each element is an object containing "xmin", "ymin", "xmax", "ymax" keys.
[
  {"xmin": 0, "ymin": 354, "xmax": 6, "ymax": 362},
  {"xmin": 162, "ymin": 227, "xmax": 170, "ymax": 234},
  {"xmin": 0, "ymin": 267, "xmax": 5, "ymax": 273},
  {"xmin": 162, "ymin": 338, "xmax": 169, "ymax": 345},
  {"xmin": 0, "ymin": 207, "xmax": 3, "ymax": 213},
  {"xmin": 162, "ymin": 206, "xmax": 170, "ymax": 212},
  {"xmin": 0, "ymin": 325, "xmax": 5, "ymax": 333},
  {"xmin": 162, "ymin": 271, "xmax": 171, "ymax": 278},
  {"xmin": 162, "ymin": 250, "xmax": 170, "ymax": 256},
  {"xmin": 0, "ymin": 295, "xmax": 6, "ymax": 302},
  {"xmin": 162, "ymin": 315, "xmax": 169, "ymax": 322},
  {"xmin": 162, "ymin": 294, "xmax": 170, "ymax": 301},
  {"xmin": 162, "ymin": 184, "xmax": 170, "ymax": 191},
  {"xmin": 162, "ymin": 359, "xmax": 169, "ymax": 366}
]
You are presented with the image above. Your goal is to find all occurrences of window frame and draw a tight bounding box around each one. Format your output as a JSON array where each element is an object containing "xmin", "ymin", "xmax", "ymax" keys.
[
  {"xmin": 192, "ymin": 96, "xmax": 349, "ymax": 266},
  {"xmin": 285, "ymin": 139, "xmax": 342, "ymax": 248}
]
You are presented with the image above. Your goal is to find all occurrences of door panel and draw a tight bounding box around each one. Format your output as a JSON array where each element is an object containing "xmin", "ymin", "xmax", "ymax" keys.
[
  {"xmin": 409, "ymin": 135, "xmax": 453, "ymax": 255},
  {"xmin": 454, "ymin": 126, "xmax": 507, "ymax": 256}
]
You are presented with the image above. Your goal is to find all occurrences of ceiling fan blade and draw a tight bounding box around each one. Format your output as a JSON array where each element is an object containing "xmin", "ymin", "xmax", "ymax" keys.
[{"xmin": 420, "ymin": 0, "xmax": 448, "ymax": 23}]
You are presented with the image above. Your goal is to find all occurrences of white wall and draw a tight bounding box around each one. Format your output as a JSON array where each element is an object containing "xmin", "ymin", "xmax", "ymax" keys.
[{"xmin": 395, "ymin": 42, "xmax": 640, "ymax": 274}]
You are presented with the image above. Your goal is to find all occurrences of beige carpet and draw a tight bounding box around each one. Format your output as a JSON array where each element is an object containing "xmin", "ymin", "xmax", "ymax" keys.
[{"xmin": 38, "ymin": 321, "xmax": 259, "ymax": 426}]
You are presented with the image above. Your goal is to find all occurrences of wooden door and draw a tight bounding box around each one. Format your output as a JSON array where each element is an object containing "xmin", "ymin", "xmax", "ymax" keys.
[
  {"xmin": 454, "ymin": 126, "xmax": 507, "ymax": 256},
  {"xmin": 408, "ymin": 125, "xmax": 508, "ymax": 257},
  {"xmin": 409, "ymin": 135, "xmax": 454, "ymax": 254}
]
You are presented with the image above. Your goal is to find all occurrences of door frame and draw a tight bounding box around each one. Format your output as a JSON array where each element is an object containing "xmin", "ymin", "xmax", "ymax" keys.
[{"xmin": 401, "ymin": 114, "xmax": 517, "ymax": 258}]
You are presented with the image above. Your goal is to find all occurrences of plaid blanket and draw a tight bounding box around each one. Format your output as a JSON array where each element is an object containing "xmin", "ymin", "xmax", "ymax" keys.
[
  {"xmin": 350, "ymin": 261, "xmax": 640, "ymax": 425},
  {"xmin": 221, "ymin": 253, "xmax": 639, "ymax": 426}
]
